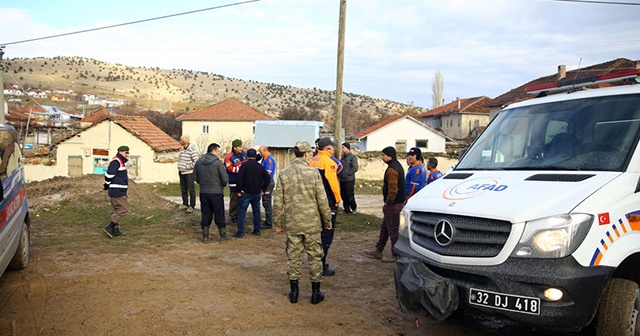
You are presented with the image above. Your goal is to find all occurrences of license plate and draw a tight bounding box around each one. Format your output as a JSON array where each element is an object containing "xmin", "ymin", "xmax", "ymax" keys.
[{"xmin": 469, "ymin": 288, "xmax": 540, "ymax": 315}]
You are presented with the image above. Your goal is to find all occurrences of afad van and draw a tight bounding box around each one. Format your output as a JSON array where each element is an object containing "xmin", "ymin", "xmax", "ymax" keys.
[
  {"xmin": 394, "ymin": 69, "xmax": 640, "ymax": 335},
  {"xmin": 0, "ymin": 124, "xmax": 30, "ymax": 279}
]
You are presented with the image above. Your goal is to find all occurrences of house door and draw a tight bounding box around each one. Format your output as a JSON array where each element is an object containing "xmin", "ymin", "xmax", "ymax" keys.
[
  {"xmin": 68, "ymin": 155, "xmax": 83, "ymax": 177},
  {"xmin": 127, "ymin": 155, "xmax": 140, "ymax": 180}
]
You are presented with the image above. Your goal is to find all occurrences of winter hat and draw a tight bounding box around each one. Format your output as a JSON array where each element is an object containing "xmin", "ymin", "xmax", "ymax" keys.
[
  {"xmin": 382, "ymin": 146, "xmax": 396, "ymax": 158},
  {"xmin": 317, "ymin": 137, "xmax": 336, "ymax": 150},
  {"xmin": 342, "ymin": 142, "xmax": 350, "ymax": 150},
  {"xmin": 247, "ymin": 148, "xmax": 257, "ymax": 158},
  {"xmin": 407, "ymin": 147, "xmax": 423, "ymax": 161},
  {"xmin": 232, "ymin": 139, "xmax": 242, "ymax": 148},
  {"xmin": 117, "ymin": 145, "xmax": 129, "ymax": 152},
  {"xmin": 295, "ymin": 141, "xmax": 312, "ymax": 152}
]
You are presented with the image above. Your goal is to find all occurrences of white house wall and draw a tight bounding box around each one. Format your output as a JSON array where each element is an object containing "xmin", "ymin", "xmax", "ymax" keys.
[
  {"xmin": 363, "ymin": 118, "xmax": 446, "ymax": 153},
  {"xmin": 182, "ymin": 120, "xmax": 255, "ymax": 153},
  {"xmin": 24, "ymin": 121, "xmax": 180, "ymax": 183}
]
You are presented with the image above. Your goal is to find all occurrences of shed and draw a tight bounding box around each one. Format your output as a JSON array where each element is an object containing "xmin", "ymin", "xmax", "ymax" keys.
[{"xmin": 253, "ymin": 120, "xmax": 324, "ymax": 173}]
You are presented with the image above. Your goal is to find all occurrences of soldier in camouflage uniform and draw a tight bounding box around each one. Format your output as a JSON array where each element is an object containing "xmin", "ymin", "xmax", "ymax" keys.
[{"xmin": 273, "ymin": 140, "xmax": 332, "ymax": 305}]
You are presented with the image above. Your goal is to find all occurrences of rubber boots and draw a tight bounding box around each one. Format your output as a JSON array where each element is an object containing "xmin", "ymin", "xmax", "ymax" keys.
[
  {"xmin": 202, "ymin": 226, "xmax": 209, "ymax": 243},
  {"xmin": 219, "ymin": 227, "xmax": 231, "ymax": 242},
  {"xmin": 289, "ymin": 280, "xmax": 299, "ymax": 303},
  {"xmin": 102, "ymin": 222, "xmax": 115, "ymax": 238},
  {"xmin": 311, "ymin": 282, "xmax": 324, "ymax": 305}
]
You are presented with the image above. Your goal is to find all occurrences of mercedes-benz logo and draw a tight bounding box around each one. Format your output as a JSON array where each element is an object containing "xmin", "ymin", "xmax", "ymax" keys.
[{"xmin": 434, "ymin": 220, "xmax": 455, "ymax": 247}]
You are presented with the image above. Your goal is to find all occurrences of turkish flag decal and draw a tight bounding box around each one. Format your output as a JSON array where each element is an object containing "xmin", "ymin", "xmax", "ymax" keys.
[{"xmin": 598, "ymin": 213, "xmax": 610, "ymax": 225}]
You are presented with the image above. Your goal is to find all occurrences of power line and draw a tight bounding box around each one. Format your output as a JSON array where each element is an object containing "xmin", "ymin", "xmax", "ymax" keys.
[
  {"xmin": 1, "ymin": 0, "xmax": 260, "ymax": 46},
  {"xmin": 541, "ymin": 0, "xmax": 640, "ymax": 5}
]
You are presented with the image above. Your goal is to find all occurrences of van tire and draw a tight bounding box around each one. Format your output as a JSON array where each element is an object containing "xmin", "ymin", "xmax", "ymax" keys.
[
  {"xmin": 8, "ymin": 221, "xmax": 30, "ymax": 270},
  {"xmin": 596, "ymin": 278, "xmax": 640, "ymax": 336}
]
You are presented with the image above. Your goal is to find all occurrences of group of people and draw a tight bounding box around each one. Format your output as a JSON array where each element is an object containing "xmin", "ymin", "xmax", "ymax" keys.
[{"xmin": 100, "ymin": 138, "xmax": 442, "ymax": 305}]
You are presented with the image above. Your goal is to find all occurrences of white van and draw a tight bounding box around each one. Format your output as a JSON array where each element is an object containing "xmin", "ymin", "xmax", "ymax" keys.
[
  {"xmin": 0, "ymin": 124, "xmax": 30, "ymax": 279},
  {"xmin": 395, "ymin": 69, "xmax": 640, "ymax": 334}
]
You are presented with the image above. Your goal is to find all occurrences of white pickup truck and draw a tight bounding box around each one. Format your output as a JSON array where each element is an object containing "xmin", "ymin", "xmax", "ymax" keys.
[{"xmin": 394, "ymin": 69, "xmax": 640, "ymax": 335}]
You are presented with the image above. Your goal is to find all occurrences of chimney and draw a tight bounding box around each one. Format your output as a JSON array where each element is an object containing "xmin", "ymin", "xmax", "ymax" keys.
[
  {"xmin": 457, "ymin": 98, "xmax": 461, "ymax": 110},
  {"xmin": 557, "ymin": 65, "xmax": 566, "ymax": 80}
]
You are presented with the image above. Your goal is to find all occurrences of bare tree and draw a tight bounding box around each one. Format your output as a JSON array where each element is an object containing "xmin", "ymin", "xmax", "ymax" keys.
[{"xmin": 431, "ymin": 70, "xmax": 444, "ymax": 109}]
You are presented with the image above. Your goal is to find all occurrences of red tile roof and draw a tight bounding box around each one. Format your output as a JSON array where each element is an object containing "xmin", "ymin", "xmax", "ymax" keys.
[
  {"xmin": 488, "ymin": 58, "xmax": 639, "ymax": 108},
  {"xmin": 113, "ymin": 116, "xmax": 181, "ymax": 152},
  {"xmin": 178, "ymin": 98, "xmax": 272, "ymax": 121},
  {"xmin": 354, "ymin": 114, "xmax": 404, "ymax": 139},
  {"xmin": 80, "ymin": 109, "xmax": 110, "ymax": 124},
  {"xmin": 16, "ymin": 105, "xmax": 47, "ymax": 113},
  {"xmin": 56, "ymin": 116, "xmax": 180, "ymax": 152},
  {"xmin": 419, "ymin": 96, "xmax": 491, "ymax": 118}
]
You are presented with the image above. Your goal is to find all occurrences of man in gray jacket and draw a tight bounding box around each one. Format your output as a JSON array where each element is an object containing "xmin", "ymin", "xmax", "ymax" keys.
[
  {"xmin": 338, "ymin": 142, "xmax": 358, "ymax": 214},
  {"xmin": 194, "ymin": 143, "xmax": 229, "ymax": 242}
]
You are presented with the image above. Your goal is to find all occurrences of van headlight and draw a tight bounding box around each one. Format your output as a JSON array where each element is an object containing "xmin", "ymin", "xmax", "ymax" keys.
[
  {"xmin": 511, "ymin": 214, "xmax": 593, "ymax": 258},
  {"xmin": 398, "ymin": 207, "xmax": 409, "ymax": 238}
]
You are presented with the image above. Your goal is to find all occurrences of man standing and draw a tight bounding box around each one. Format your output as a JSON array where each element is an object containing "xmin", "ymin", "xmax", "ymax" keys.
[
  {"xmin": 102, "ymin": 145, "xmax": 130, "ymax": 238},
  {"xmin": 235, "ymin": 148, "xmax": 271, "ymax": 238},
  {"xmin": 194, "ymin": 143, "xmax": 229, "ymax": 242},
  {"xmin": 427, "ymin": 157, "xmax": 444, "ymax": 184},
  {"xmin": 178, "ymin": 135, "xmax": 199, "ymax": 213},
  {"xmin": 224, "ymin": 139, "xmax": 247, "ymax": 225},
  {"xmin": 273, "ymin": 141, "xmax": 332, "ymax": 305},
  {"xmin": 258, "ymin": 145, "xmax": 276, "ymax": 229},
  {"xmin": 405, "ymin": 147, "xmax": 426, "ymax": 201},
  {"xmin": 365, "ymin": 146, "xmax": 406, "ymax": 263},
  {"xmin": 338, "ymin": 142, "xmax": 358, "ymax": 214},
  {"xmin": 309, "ymin": 137, "xmax": 341, "ymax": 276}
]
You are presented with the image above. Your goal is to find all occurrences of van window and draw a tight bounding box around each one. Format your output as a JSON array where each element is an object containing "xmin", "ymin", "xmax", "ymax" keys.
[
  {"xmin": 458, "ymin": 94, "xmax": 640, "ymax": 171},
  {"xmin": 0, "ymin": 130, "xmax": 21, "ymax": 181}
]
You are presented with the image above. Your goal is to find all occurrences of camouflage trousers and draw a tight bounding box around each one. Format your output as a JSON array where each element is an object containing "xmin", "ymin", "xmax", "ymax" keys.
[{"xmin": 286, "ymin": 231, "xmax": 324, "ymax": 282}]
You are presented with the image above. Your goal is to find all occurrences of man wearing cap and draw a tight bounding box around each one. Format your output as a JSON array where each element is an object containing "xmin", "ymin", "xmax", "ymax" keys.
[
  {"xmin": 365, "ymin": 146, "xmax": 406, "ymax": 262},
  {"xmin": 102, "ymin": 145, "xmax": 130, "ymax": 238},
  {"xmin": 224, "ymin": 139, "xmax": 248, "ymax": 225},
  {"xmin": 178, "ymin": 135, "xmax": 199, "ymax": 213},
  {"xmin": 235, "ymin": 148, "xmax": 271, "ymax": 238},
  {"xmin": 309, "ymin": 137, "xmax": 341, "ymax": 276},
  {"xmin": 338, "ymin": 142, "xmax": 358, "ymax": 214},
  {"xmin": 273, "ymin": 141, "xmax": 332, "ymax": 304},
  {"xmin": 258, "ymin": 145, "xmax": 277, "ymax": 229},
  {"xmin": 405, "ymin": 147, "xmax": 427, "ymax": 201},
  {"xmin": 427, "ymin": 157, "xmax": 444, "ymax": 184}
]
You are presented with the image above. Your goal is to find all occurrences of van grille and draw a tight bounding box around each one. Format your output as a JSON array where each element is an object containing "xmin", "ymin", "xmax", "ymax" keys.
[{"xmin": 410, "ymin": 212, "xmax": 511, "ymax": 257}]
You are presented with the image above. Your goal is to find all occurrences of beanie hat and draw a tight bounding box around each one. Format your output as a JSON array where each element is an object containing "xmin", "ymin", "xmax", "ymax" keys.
[
  {"xmin": 317, "ymin": 137, "xmax": 336, "ymax": 150},
  {"xmin": 247, "ymin": 148, "xmax": 257, "ymax": 158},
  {"xmin": 232, "ymin": 139, "xmax": 242, "ymax": 148},
  {"xmin": 342, "ymin": 142, "xmax": 350, "ymax": 150},
  {"xmin": 382, "ymin": 146, "xmax": 396, "ymax": 158},
  {"xmin": 117, "ymin": 145, "xmax": 129, "ymax": 152}
]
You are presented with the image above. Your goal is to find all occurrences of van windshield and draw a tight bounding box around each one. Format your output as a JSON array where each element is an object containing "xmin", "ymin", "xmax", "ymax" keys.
[{"xmin": 457, "ymin": 94, "xmax": 640, "ymax": 172}]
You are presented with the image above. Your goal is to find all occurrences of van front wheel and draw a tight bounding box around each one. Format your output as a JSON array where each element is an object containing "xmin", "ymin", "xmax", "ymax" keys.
[
  {"xmin": 596, "ymin": 278, "xmax": 640, "ymax": 336},
  {"xmin": 8, "ymin": 220, "xmax": 30, "ymax": 270}
]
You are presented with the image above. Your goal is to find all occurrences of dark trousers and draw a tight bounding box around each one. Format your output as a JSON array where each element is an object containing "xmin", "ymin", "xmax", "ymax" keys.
[
  {"xmin": 376, "ymin": 202, "xmax": 404, "ymax": 257},
  {"xmin": 238, "ymin": 193, "xmax": 262, "ymax": 234},
  {"xmin": 261, "ymin": 190, "xmax": 273, "ymax": 226},
  {"xmin": 321, "ymin": 202, "xmax": 338, "ymax": 268},
  {"xmin": 179, "ymin": 172, "xmax": 196, "ymax": 208},
  {"xmin": 200, "ymin": 193, "xmax": 226, "ymax": 229},
  {"xmin": 340, "ymin": 180, "xmax": 357, "ymax": 212},
  {"xmin": 229, "ymin": 191, "xmax": 239, "ymax": 221}
]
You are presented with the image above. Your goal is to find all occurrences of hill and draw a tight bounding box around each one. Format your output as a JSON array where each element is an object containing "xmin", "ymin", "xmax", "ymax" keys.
[{"xmin": 2, "ymin": 56, "xmax": 425, "ymax": 133}]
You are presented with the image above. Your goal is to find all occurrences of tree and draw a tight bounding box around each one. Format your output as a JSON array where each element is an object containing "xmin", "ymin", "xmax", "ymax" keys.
[{"xmin": 431, "ymin": 70, "xmax": 444, "ymax": 109}]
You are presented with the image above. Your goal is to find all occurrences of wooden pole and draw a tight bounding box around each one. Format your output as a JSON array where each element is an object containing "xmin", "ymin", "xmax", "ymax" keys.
[{"xmin": 334, "ymin": 0, "xmax": 347, "ymax": 157}]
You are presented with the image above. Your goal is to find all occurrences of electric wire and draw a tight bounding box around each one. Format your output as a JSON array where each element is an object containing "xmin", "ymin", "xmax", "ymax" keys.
[{"xmin": 1, "ymin": 0, "xmax": 260, "ymax": 46}]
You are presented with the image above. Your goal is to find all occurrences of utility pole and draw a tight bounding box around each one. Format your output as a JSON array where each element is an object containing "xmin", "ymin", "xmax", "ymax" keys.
[
  {"xmin": 334, "ymin": 0, "xmax": 347, "ymax": 157},
  {"xmin": 0, "ymin": 46, "xmax": 6, "ymax": 123}
]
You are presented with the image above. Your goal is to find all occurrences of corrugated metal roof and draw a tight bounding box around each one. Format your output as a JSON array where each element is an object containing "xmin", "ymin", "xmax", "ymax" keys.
[{"xmin": 253, "ymin": 120, "xmax": 324, "ymax": 148}]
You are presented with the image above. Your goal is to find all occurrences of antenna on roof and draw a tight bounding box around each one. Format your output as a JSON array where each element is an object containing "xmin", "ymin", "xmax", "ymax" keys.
[{"xmin": 568, "ymin": 57, "xmax": 584, "ymax": 93}]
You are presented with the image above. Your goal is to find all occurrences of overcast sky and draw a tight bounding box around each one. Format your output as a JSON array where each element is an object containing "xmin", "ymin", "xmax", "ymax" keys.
[{"xmin": 1, "ymin": 0, "xmax": 639, "ymax": 109}]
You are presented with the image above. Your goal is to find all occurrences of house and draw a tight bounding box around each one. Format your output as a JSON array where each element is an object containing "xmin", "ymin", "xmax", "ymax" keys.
[
  {"xmin": 419, "ymin": 96, "xmax": 491, "ymax": 140},
  {"xmin": 487, "ymin": 58, "xmax": 640, "ymax": 119},
  {"xmin": 24, "ymin": 116, "xmax": 182, "ymax": 183},
  {"xmin": 178, "ymin": 98, "xmax": 272, "ymax": 153},
  {"xmin": 253, "ymin": 120, "xmax": 324, "ymax": 173},
  {"xmin": 355, "ymin": 115, "xmax": 447, "ymax": 153}
]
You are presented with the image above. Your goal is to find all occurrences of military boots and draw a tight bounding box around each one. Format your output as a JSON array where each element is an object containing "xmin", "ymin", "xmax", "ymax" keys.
[
  {"xmin": 289, "ymin": 280, "xmax": 299, "ymax": 303},
  {"xmin": 311, "ymin": 282, "xmax": 324, "ymax": 304}
]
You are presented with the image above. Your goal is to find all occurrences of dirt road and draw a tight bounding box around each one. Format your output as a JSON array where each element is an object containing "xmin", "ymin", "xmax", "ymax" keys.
[{"xmin": 0, "ymin": 177, "xmax": 589, "ymax": 336}]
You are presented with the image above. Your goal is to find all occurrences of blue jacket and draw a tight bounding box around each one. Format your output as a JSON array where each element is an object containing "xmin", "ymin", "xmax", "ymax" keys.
[
  {"xmin": 104, "ymin": 153, "xmax": 128, "ymax": 197},
  {"xmin": 405, "ymin": 161, "xmax": 426, "ymax": 199}
]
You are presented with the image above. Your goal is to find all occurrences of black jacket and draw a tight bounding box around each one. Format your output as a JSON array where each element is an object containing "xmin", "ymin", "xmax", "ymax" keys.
[{"xmin": 237, "ymin": 159, "xmax": 271, "ymax": 195}]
